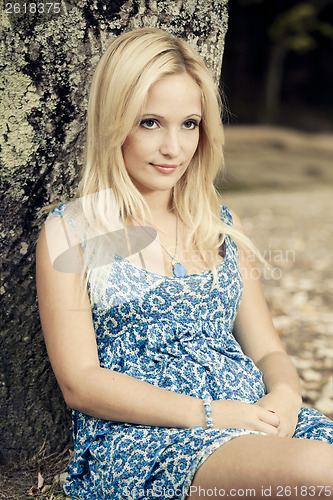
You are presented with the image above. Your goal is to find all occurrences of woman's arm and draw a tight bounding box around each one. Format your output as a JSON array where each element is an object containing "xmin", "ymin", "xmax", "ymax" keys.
[
  {"xmin": 36, "ymin": 224, "xmax": 207, "ymax": 428},
  {"xmin": 230, "ymin": 209, "xmax": 302, "ymax": 437}
]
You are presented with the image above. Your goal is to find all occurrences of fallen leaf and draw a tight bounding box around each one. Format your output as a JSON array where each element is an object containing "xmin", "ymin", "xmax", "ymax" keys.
[{"xmin": 38, "ymin": 471, "xmax": 44, "ymax": 489}]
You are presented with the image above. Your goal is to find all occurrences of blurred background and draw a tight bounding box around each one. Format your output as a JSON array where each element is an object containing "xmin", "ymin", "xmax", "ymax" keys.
[{"xmin": 223, "ymin": 0, "xmax": 333, "ymax": 130}]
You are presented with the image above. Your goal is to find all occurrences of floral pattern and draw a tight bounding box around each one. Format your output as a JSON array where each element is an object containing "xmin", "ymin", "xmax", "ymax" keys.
[{"xmin": 49, "ymin": 204, "xmax": 333, "ymax": 500}]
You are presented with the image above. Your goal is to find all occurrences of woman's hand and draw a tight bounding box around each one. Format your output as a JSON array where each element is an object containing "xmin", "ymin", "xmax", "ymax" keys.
[
  {"xmin": 254, "ymin": 385, "xmax": 302, "ymax": 438},
  {"xmin": 210, "ymin": 399, "xmax": 280, "ymax": 436}
]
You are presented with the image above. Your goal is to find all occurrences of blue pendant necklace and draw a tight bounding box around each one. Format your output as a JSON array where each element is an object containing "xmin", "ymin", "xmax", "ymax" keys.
[
  {"xmin": 145, "ymin": 214, "xmax": 186, "ymax": 278},
  {"xmin": 132, "ymin": 213, "xmax": 187, "ymax": 278},
  {"xmin": 152, "ymin": 213, "xmax": 186, "ymax": 277},
  {"xmin": 172, "ymin": 259, "xmax": 186, "ymax": 278},
  {"xmin": 170, "ymin": 215, "xmax": 187, "ymax": 278}
]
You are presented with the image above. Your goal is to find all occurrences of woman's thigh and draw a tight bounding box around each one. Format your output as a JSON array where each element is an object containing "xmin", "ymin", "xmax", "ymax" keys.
[{"xmin": 187, "ymin": 434, "xmax": 333, "ymax": 500}]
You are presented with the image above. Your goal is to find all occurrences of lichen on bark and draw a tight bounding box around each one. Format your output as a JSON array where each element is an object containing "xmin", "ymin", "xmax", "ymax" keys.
[{"xmin": 0, "ymin": 69, "xmax": 40, "ymax": 184}]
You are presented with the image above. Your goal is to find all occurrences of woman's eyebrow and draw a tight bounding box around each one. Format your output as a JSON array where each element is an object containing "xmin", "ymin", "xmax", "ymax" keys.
[
  {"xmin": 141, "ymin": 113, "xmax": 202, "ymax": 119},
  {"xmin": 141, "ymin": 114, "xmax": 163, "ymax": 119}
]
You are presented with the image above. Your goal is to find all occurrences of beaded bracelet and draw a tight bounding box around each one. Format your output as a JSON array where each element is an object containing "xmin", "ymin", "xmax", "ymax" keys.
[{"xmin": 203, "ymin": 396, "xmax": 213, "ymax": 429}]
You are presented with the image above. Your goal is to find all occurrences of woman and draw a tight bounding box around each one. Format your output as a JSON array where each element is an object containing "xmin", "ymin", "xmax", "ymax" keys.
[{"xmin": 36, "ymin": 28, "xmax": 333, "ymax": 499}]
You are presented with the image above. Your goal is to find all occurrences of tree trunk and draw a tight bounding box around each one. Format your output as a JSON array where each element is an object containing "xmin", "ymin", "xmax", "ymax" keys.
[{"xmin": 0, "ymin": 0, "xmax": 229, "ymax": 464}]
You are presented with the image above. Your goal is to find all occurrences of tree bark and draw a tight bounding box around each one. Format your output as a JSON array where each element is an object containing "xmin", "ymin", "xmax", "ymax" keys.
[{"xmin": 0, "ymin": 0, "xmax": 228, "ymax": 464}]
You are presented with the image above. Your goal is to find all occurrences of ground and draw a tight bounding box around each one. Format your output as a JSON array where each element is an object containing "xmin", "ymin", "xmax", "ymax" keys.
[{"xmin": 1, "ymin": 125, "xmax": 332, "ymax": 499}]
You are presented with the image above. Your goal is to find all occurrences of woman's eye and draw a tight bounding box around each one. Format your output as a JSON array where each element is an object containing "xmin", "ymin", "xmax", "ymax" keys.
[
  {"xmin": 140, "ymin": 119, "xmax": 158, "ymax": 129},
  {"xmin": 183, "ymin": 120, "xmax": 199, "ymax": 130}
]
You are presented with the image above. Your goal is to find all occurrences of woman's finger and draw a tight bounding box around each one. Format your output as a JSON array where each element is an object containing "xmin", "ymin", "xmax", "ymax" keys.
[{"xmin": 257, "ymin": 407, "xmax": 280, "ymax": 427}]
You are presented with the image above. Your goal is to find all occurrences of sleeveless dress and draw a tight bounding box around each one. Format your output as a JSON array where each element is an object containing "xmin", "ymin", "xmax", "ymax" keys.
[{"xmin": 49, "ymin": 204, "xmax": 333, "ymax": 500}]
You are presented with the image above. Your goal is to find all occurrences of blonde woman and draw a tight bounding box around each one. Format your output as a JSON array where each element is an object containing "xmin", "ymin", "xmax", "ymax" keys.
[{"xmin": 36, "ymin": 28, "xmax": 333, "ymax": 499}]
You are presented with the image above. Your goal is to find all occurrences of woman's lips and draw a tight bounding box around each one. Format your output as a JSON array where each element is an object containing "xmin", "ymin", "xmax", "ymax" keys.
[{"xmin": 150, "ymin": 163, "xmax": 178, "ymax": 174}]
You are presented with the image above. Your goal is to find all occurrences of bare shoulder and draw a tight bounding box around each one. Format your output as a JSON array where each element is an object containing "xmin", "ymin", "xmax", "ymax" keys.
[
  {"xmin": 36, "ymin": 214, "xmax": 88, "ymax": 321},
  {"xmin": 36, "ymin": 212, "xmax": 83, "ymax": 275}
]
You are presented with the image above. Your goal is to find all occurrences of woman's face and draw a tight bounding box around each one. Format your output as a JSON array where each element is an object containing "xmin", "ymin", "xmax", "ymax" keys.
[{"xmin": 122, "ymin": 72, "xmax": 201, "ymax": 196}]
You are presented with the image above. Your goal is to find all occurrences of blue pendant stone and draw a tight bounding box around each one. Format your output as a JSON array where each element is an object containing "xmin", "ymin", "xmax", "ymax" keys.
[{"xmin": 173, "ymin": 262, "xmax": 186, "ymax": 278}]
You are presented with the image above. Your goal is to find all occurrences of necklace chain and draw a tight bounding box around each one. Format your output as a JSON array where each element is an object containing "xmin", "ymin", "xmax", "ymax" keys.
[{"xmin": 131, "ymin": 213, "xmax": 186, "ymax": 277}]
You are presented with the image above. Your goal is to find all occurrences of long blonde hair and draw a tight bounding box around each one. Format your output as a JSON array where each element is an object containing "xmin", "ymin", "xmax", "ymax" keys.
[{"xmin": 76, "ymin": 27, "xmax": 259, "ymax": 285}]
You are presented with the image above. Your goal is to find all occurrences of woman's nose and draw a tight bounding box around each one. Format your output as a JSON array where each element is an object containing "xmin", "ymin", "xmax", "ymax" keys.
[{"xmin": 159, "ymin": 130, "xmax": 180, "ymax": 157}]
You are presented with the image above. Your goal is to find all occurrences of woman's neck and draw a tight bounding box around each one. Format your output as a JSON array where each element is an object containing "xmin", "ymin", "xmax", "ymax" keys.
[{"xmin": 142, "ymin": 189, "xmax": 174, "ymax": 219}]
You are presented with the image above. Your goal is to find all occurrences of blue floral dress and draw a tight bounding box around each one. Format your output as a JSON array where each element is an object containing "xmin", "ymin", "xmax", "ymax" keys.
[{"xmin": 50, "ymin": 204, "xmax": 333, "ymax": 500}]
